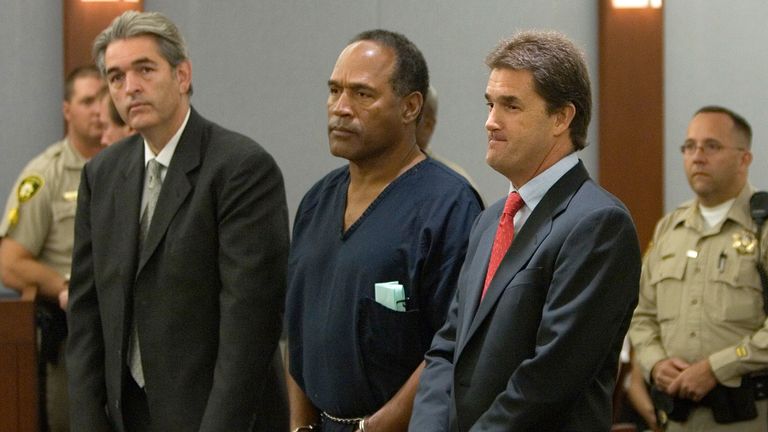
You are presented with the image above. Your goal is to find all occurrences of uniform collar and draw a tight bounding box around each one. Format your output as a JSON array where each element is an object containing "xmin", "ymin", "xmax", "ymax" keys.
[
  {"xmin": 61, "ymin": 137, "xmax": 88, "ymax": 169},
  {"xmin": 725, "ymin": 184, "xmax": 756, "ymax": 230},
  {"xmin": 673, "ymin": 184, "xmax": 755, "ymax": 232}
]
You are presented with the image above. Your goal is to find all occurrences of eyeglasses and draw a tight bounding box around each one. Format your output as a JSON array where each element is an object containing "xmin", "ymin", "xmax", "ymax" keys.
[{"xmin": 680, "ymin": 141, "xmax": 746, "ymax": 156}]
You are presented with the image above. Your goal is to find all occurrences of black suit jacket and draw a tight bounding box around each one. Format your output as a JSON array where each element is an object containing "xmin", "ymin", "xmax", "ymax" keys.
[
  {"xmin": 67, "ymin": 108, "xmax": 289, "ymax": 431},
  {"xmin": 410, "ymin": 162, "xmax": 641, "ymax": 431}
]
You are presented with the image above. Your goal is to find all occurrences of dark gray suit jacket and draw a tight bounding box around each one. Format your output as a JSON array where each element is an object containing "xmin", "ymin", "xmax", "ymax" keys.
[
  {"xmin": 67, "ymin": 108, "xmax": 289, "ymax": 431},
  {"xmin": 410, "ymin": 162, "xmax": 641, "ymax": 431}
]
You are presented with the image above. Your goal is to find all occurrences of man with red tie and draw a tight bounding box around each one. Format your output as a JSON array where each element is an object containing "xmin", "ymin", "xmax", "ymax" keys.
[{"xmin": 409, "ymin": 30, "xmax": 642, "ymax": 431}]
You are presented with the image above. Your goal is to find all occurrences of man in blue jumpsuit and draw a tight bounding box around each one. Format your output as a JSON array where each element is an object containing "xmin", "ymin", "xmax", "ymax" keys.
[{"xmin": 285, "ymin": 29, "xmax": 483, "ymax": 432}]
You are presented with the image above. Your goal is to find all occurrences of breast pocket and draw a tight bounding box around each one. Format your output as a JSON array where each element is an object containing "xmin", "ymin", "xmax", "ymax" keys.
[
  {"xmin": 357, "ymin": 297, "xmax": 424, "ymax": 400},
  {"xmin": 649, "ymin": 253, "xmax": 687, "ymax": 323},
  {"xmin": 494, "ymin": 267, "xmax": 546, "ymax": 316},
  {"xmin": 51, "ymin": 201, "xmax": 76, "ymax": 223},
  {"xmin": 711, "ymin": 252, "xmax": 764, "ymax": 324}
]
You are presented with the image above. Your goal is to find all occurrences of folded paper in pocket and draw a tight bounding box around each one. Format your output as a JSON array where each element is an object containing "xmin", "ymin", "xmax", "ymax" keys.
[{"xmin": 374, "ymin": 281, "xmax": 406, "ymax": 312}]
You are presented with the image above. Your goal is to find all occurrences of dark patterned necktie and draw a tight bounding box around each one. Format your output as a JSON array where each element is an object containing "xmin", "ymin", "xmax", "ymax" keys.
[
  {"xmin": 129, "ymin": 158, "xmax": 163, "ymax": 387},
  {"xmin": 138, "ymin": 158, "xmax": 163, "ymax": 247}
]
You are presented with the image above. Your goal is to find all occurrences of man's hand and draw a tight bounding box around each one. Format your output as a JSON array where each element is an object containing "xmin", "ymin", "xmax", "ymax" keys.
[
  {"xmin": 651, "ymin": 357, "xmax": 689, "ymax": 394},
  {"xmin": 286, "ymin": 356, "xmax": 320, "ymax": 431},
  {"xmin": 627, "ymin": 356, "xmax": 661, "ymax": 431},
  {"xmin": 667, "ymin": 359, "xmax": 717, "ymax": 402},
  {"xmin": 358, "ymin": 413, "xmax": 400, "ymax": 432},
  {"xmin": 58, "ymin": 288, "xmax": 69, "ymax": 310},
  {"xmin": 353, "ymin": 361, "xmax": 426, "ymax": 432}
]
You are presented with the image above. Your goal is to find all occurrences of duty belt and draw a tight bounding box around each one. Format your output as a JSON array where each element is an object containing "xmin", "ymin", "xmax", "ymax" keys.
[
  {"xmin": 652, "ymin": 372, "xmax": 768, "ymax": 427},
  {"xmin": 751, "ymin": 371, "xmax": 768, "ymax": 400}
]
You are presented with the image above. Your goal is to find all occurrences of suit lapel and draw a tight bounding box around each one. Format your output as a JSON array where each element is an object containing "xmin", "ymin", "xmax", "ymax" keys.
[
  {"xmin": 136, "ymin": 109, "xmax": 203, "ymax": 274},
  {"xmin": 115, "ymin": 137, "xmax": 144, "ymax": 280},
  {"xmin": 459, "ymin": 162, "xmax": 590, "ymax": 354},
  {"xmin": 458, "ymin": 206, "xmax": 499, "ymax": 344}
]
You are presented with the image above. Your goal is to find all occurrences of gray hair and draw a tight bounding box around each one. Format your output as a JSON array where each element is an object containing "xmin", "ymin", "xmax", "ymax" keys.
[
  {"xmin": 93, "ymin": 11, "xmax": 189, "ymax": 77},
  {"xmin": 486, "ymin": 30, "xmax": 592, "ymax": 150}
]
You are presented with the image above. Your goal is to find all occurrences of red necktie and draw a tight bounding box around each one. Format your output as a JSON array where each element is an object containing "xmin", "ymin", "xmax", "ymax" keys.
[{"xmin": 482, "ymin": 191, "xmax": 524, "ymax": 299}]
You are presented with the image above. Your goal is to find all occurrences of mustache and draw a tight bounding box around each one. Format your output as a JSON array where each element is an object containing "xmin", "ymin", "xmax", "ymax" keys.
[
  {"xmin": 128, "ymin": 98, "xmax": 150, "ymax": 109},
  {"xmin": 488, "ymin": 132, "xmax": 507, "ymax": 141},
  {"xmin": 328, "ymin": 120, "xmax": 359, "ymax": 134}
]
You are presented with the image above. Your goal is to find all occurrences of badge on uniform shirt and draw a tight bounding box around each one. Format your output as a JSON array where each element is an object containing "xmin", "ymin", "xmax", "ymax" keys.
[
  {"xmin": 6, "ymin": 175, "xmax": 44, "ymax": 227},
  {"xmin": 63, "ymin": 190, "xmax": 77, "ymax": 202},
  {"xmin": 733, "ymin": 232, "xmax": 757, "ymax": 255}
]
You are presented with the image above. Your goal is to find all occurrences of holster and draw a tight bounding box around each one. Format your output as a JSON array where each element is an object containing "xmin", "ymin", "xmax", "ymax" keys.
[
  {"xmin": 704, "ymin": 379, "xmax": 758, "ymax": 424},
  {"xmin": 651, "ymin": 385, "xmax": 693, "ymax": 424},
  {"xmin": 651, "ymin": 378, "xmax": 759, "ymax": 426},
  {"xmin": 36, "ymin": 300, "xmax": 67, "ymax": 364}
]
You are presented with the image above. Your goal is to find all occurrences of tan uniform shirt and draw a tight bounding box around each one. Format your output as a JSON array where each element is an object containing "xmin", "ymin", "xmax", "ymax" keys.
[
  {"xmin": 0, "ymin": 139, "xmax": 86, "ymax": 278},
  {"xmin": 630, "ymin": 185, "xmax": 768, "ymax": 387}
]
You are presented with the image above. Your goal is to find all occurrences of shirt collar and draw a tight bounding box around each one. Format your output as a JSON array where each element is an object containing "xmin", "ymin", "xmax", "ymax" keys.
[
  {"xmin": 724, "ymin": 184, "xmax": 755, "ymax": 229},
  {"xmin": 510, "ymin": 152, "xmax": 579, "ymax": 212},
  {"xmin": 673, "ymin": 184, "xmax": 755, "ymax": 231},
  {"xmin": 61, "ymin": 137, "xmax": 88, "ymax": 169},
  {"xmin": 143, "ymin": 108, "xmax": 191, "ymax": 168}
]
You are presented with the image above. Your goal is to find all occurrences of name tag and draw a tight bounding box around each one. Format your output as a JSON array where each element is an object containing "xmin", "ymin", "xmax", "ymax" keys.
[{"xmin": 63, "ymin": 190, "xmax": 78, "ymax": 202}]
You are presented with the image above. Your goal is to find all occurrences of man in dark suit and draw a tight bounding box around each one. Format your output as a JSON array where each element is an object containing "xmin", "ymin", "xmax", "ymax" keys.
[
  {"xmin": 66, "ymin": 11, "xmax": 289, "ymax": 431},
  {"xmin": 409, "ymin": 30, "xmax": 641, "ymax": 431}
]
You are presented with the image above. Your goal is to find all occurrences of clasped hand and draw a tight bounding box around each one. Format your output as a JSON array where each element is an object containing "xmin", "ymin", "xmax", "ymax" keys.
[{"xmin": 652, "ymin": 357, "xmax": 717, "ymax": 402}]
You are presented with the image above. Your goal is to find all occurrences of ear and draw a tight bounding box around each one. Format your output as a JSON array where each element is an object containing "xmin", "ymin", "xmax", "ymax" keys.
[
  {"xmin": 175, "ymin": 60, "xmax": 192, "ymax": 95},
  {"xmin": 62, "ymin": 100, "xmax": 72, "ymax": 123},
  {"xmin": 741, "ymin": 149, "xmax": 753, "ymax": 168},
  {"xmin": 552, "ymin": 102, "xmax": 576, "ymax": 137},
  {"xmin": 401, "ymin": 91, "xmax": 424, "ymax": 125}
]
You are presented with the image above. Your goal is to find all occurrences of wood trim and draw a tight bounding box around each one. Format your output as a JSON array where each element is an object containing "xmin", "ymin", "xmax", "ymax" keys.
[
  {"xmin": 0, "ymin": 289, "xmax": 38, "ymax": 432},
  {"xmin": 598, "ymin": 0, "xmax": 664, "ymax": 251},
  {"xmin": 63, "ymin": 0, "xmax": 144, "ymax": 75}
]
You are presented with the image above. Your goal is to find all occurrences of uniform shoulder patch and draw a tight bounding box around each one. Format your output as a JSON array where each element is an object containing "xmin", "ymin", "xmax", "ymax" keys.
[
  {"xmin": 6, "ymin": 207, "xmax": 18, "ymax": 227},
  {"xmin": 7, "ymin": 175, "xmax": 45, "ymax": 228},
  {"xmin": 17, "ymin": 175, "xmax": 44, "ymax": 203},
  {"xmin": 736, "ymin": 345, "xmax": 748, "ymax": 358}
]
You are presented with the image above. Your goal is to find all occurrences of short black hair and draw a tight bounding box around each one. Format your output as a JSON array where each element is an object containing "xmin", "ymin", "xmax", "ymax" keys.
[{"xmin": 350, "ymin": 29, "xmax": 429, "ymax": 101}]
